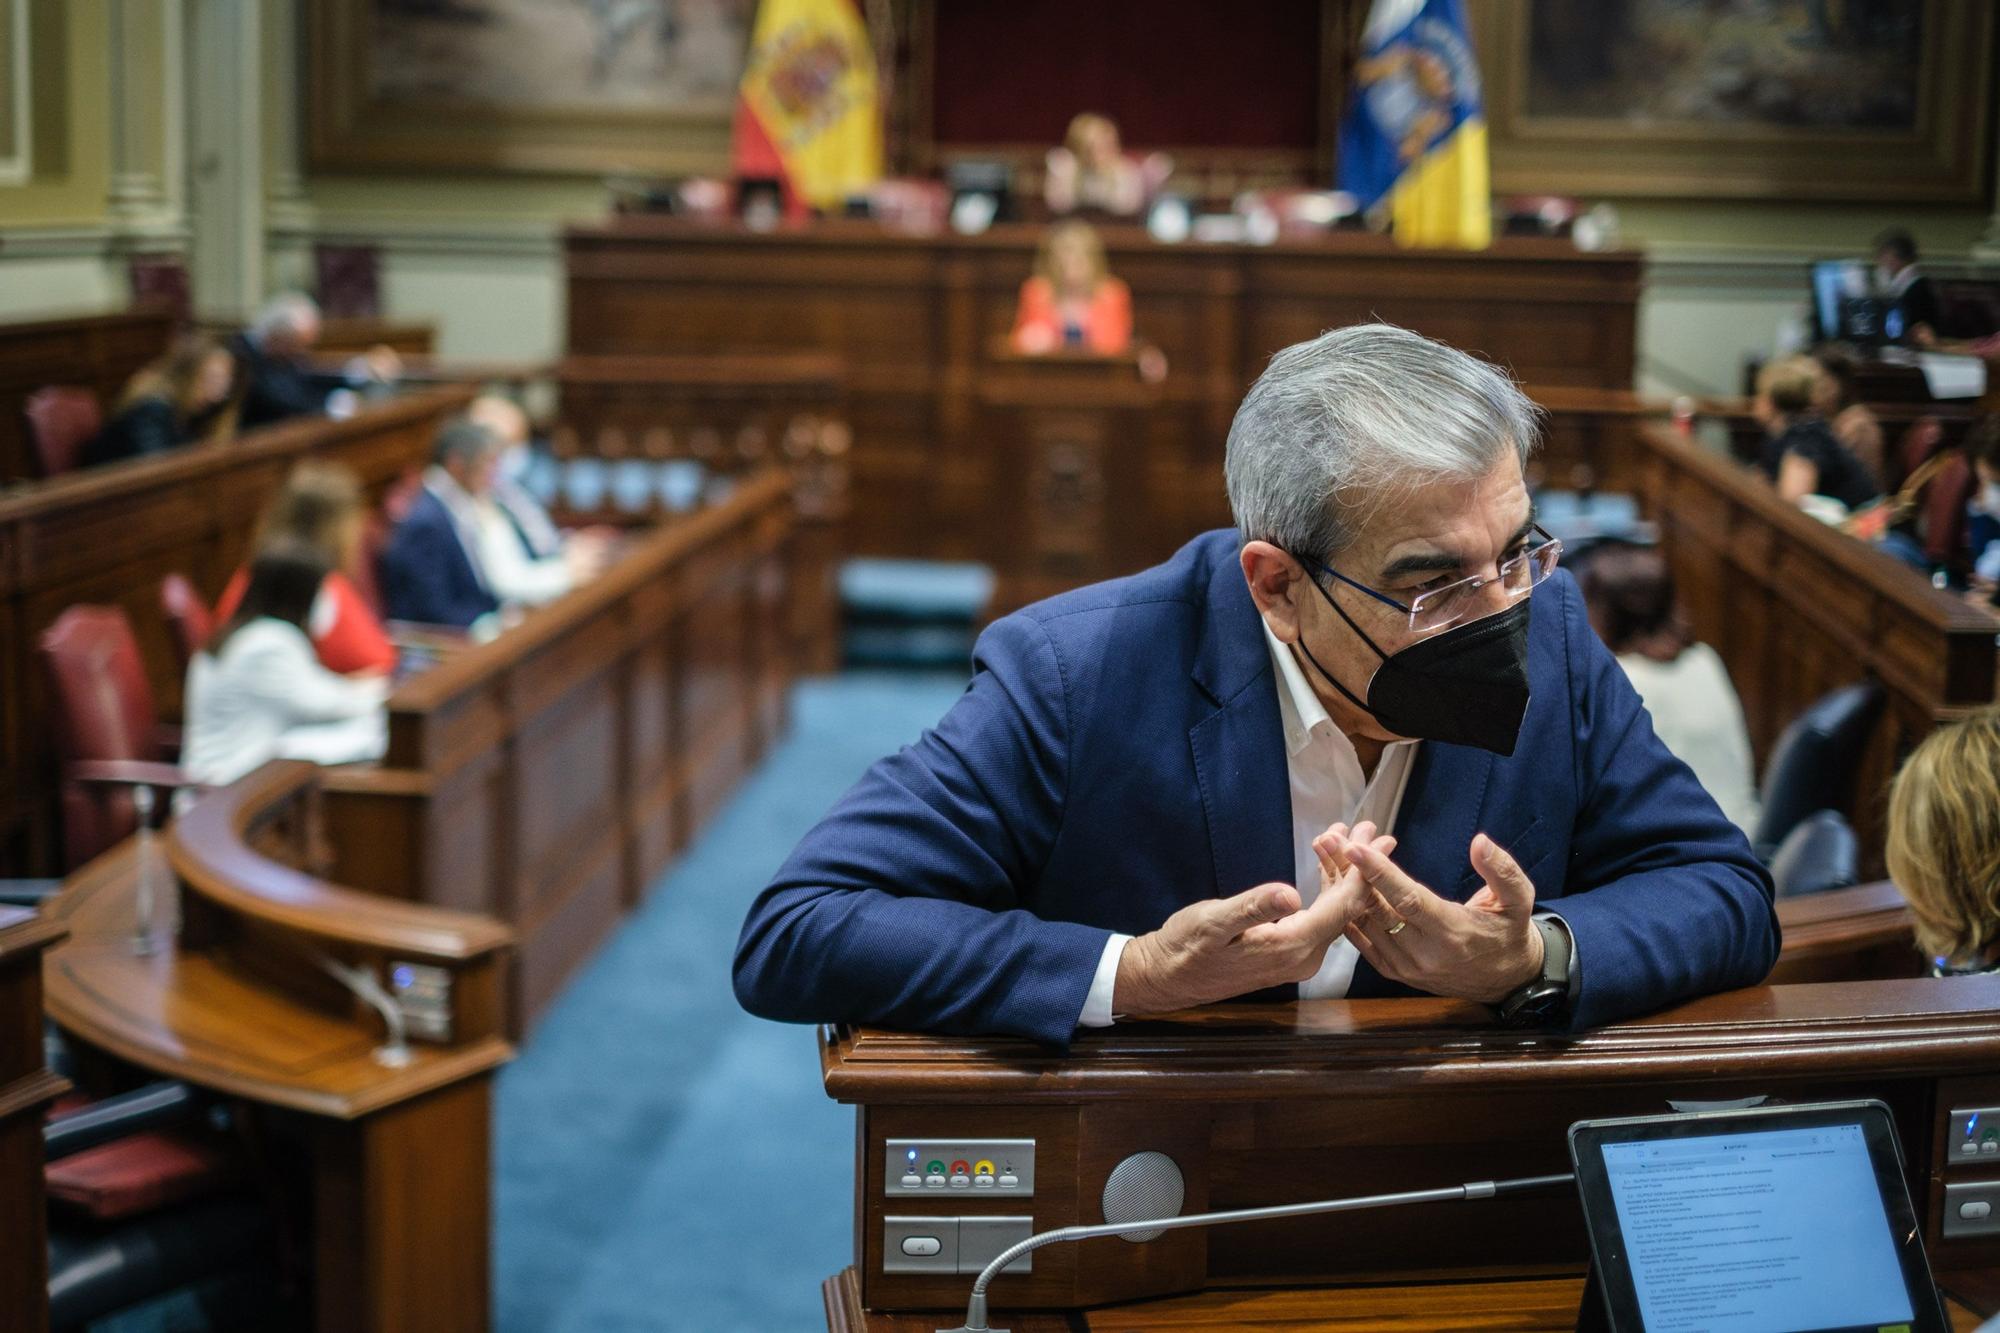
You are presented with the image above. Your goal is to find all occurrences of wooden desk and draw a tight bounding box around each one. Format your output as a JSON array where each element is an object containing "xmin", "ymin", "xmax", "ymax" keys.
[
  {"xmin": 1769, "ymin": 879, "xmax": 1923, "ymax": 985},
  {"xmin": 0, "ymin": 305, "xmax": 178, "ymax": 485},
  {"xmin": 44, "ymin": 760, "xmax": 512, "ymax": 1332},
  {"xmin": 565, "ymin": 220, "xmax": 1641, "ymax": 571},
  {"xmin": 323, "ymin": 469, "xmax": 799, "ymax": 1034},
  {"xmin": 819, "ymin": 981, "xmax": 2000, "ymax": 1329},
  {"xmin": 0, "ymin": 906, "xmax": 68, "ymax": 1329},
  {"xmin": 825, "ymin": 1271, "xmax": 1994, "ymax": 1331},
  {"xmin": 1634, "ymin": 423, "xmax": 1997, "ymax": 873},
  {"xmin": 0, "ymin": 386, "xmax": 470, "ymax": 875}
]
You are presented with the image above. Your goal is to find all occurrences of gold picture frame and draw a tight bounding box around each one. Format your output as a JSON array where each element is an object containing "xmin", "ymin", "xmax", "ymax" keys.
[
  {"xmin": 307, "ymin": 0, "xmax": 749, "ymax": 177},
  {"xmin": 1471, "ymin": 0, "xmax": 1994, "ymax": 203}
]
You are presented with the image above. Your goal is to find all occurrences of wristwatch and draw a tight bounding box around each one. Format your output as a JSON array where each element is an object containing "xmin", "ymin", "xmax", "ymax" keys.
[{"xmin": 1496, "ymin": 915, "xmax": 1574, "ymax": 1029}]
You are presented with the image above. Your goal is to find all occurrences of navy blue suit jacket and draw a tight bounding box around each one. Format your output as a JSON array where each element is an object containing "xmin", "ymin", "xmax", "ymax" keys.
[
  {"xmin": 734, "ymin": 531, "xmax": 1779, "ymax": 1046},
  {"xmin": 379, "ymin": 489, "xmax": 500, "ymax": 630}
]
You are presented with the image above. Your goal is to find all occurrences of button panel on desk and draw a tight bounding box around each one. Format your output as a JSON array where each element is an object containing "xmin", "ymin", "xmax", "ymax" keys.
[
  {"xmin": 884, "ymin": 1138, "xmax": 1034, "ymax": 1197},
  {"xmin": 1944, "ymin": 1181, "xmax": 2000, "ymax": 1239},
  {"xmin": 1946, "ymin": 1106, "xmax": 2000, "ymax": 1169}
]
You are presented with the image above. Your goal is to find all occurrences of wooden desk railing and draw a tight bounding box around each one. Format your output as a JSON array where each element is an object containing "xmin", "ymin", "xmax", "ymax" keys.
[
  {"xmin": 1635, "ymin": 423, "xmax": 1997, "ymax": 874},
  {"xmin": 820, "ymin": 979, "xmax": 2000, "ymax": 1331},
  {"xmin": 323, "ymin": 468, "xmax": 800, "ymax": 1034},
  {"xmin": 44, "ymin": 760, "xmax": 512, "ymax": 1331},
  {"xmin": 0, "ymin": 385, "xmax": 473, "ymax": 875},
  {"xmin": 0, "ymin": 906, "xmax": 68, "ymax": 1329}
]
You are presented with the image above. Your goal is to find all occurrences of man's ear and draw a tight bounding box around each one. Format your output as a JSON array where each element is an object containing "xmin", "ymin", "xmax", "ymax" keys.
[{"xmin": 1241, "ymin": 540, "xmax": 1306, "ymax": 642}]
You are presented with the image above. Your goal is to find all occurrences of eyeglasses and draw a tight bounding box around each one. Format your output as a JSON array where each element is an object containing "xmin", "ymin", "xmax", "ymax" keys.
[{"xmin": 1306, "ymin": 524, "xmax": 1564, "ymax": 636}]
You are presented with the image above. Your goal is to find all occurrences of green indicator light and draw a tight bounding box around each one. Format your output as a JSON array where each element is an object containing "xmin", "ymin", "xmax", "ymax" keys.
[{"xmin": 926, "ymin": 1160, "xmax": 946, "ymax": 1175}]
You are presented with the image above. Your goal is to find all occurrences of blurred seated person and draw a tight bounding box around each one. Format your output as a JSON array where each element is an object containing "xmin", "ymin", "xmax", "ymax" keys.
[
  {"xmin": 1753, "ymin": 356, "xmax": 1880, "ymax": 514},
  {"xmin": 183, "ymin": 537, "xmax": 389, "ymax": 786},
  {"xmin": 229, "ymin": 292, "xmax": 403, "ymax": 431},
  {"xmin": 1578, "ymin": 543, "xmax": 1759, "ymax": 835},
  {"xmin": 1810, "ymin": 348, "xmax": 1885, "ymax": 490},
  {"xmin": 81, "ymin": 334, "xmax": 237, "ymax": 469},
  {"xmin": 1961, "ymin": 416, "xmax": 2000, "ymax": 599},
  {"xmin": 1043, "ymin": 112, "xmax": 1167, "ymax": 218},
  {"xmin": 1885, "ymin": 704, "xmax": 2000, "ymax": 977},
  {"xmin": 465, "ymin": 395, "xmax": 613, "ymax": 603},
  {"xmin": 379, "ymin": 418, "xmax": 505, "ymax": 633},
  {"xmin": 1011, "ymin": 221, "xmax": 1132, "ymax": 356},
  {"xmin": 215, "ymin": 461, "xmax": 395, "ymax": 676},
  {"xmin": 1873, "ymin": 228, "xmax": 1940, "ymax": 346}
]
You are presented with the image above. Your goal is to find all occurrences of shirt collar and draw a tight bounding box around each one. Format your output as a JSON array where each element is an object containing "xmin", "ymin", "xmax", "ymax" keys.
[
  {"xmin": 425, "ymin": 465, "xmax": 478, "ymax": 515},
  {"xmin": 1886, "ymin": 264, "xmax": 1920, "ymax": 297},
  {"xmin": 1261, "ymin": 616, "xmax": 1337, "ymax": 758}
]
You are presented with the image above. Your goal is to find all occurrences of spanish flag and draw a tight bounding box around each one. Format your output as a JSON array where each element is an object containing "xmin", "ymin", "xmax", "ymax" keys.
[
  {"xmin": 1337, "ymin": 0, "xmax": 1491, "ymax": 250},
  {"xmin": 731, "ymin": 0, "xmax": 883, "ymax": 217}
]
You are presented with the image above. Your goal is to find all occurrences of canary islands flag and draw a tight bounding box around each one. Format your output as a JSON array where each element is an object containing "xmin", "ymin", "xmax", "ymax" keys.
[
  {"xmin": 1337, "ymin": 0, "xmax": 1490, "ymax": 250},
  {"xmin": 732, "ymin": 0, "xmax": 883, "ymax": 216}
]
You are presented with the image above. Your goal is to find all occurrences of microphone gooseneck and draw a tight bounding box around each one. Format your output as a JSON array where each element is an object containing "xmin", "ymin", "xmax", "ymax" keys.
[{"xmin": 934, "ymin": 1172, "xmax": 1576, "ymax": 1333}]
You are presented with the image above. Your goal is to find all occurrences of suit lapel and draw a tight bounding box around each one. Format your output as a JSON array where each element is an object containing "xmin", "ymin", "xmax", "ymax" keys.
[
  {"xmin": 1188, "ymin": 545, "xmax": 1294, "ymax": 899},
  {"xmin": 1391, "ymin": 742, "xmax": 1495, "ymax": 901}
]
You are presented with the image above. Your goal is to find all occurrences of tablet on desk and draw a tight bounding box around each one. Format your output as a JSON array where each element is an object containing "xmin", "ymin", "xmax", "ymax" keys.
[{"xmin": 1569, "ymin": 1100, "xmax": 1947, "ymax": 1333}]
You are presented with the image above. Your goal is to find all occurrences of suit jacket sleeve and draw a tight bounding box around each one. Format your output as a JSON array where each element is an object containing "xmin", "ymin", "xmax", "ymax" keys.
[
  {"xmin": 1544, "ymin": 581, "xmax": 1780, "ymax": 1029},
  {"xmin": 733, "ymin": 613, "xmax": 1113, "ymax": 1046}
]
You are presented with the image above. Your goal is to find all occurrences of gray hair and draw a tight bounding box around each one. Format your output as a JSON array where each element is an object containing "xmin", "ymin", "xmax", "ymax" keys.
[
  {"xmin": 251, "ymin": 292, "xmax": 320, "ymax": 342},
  {"xmin": 1225, "ymin": 323, "xmax": 1543, "ymax": 559},
  {"xmin": 432, "ymin": 416, "xmax": 499, "ymax": 469}
]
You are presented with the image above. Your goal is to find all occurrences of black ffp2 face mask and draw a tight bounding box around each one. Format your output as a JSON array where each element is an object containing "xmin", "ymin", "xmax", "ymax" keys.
[{"xmin": 1292, "ymin": 572, "xmax": 1535, "ymax": 757}]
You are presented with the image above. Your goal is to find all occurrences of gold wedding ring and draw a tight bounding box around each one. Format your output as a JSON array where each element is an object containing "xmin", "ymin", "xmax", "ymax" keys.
[{"xmin": 1386, "ymin": 919, "xmax": 1407, "ymax": 936}]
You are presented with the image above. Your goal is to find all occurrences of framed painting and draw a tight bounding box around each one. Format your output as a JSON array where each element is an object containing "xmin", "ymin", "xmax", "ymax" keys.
[
  {"xmin": 308, "ymin": 0, "xmax": 755, "ymax": 176},
  {"xmin": 1470, "ymin": 0, "xmax": 1995, "ymax": 202}
]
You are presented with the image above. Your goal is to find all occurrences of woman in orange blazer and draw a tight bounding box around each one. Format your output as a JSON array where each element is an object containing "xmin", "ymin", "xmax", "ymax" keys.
[{"xmin": 1011, "ymin": 221, "xmax": 1132, "ymax": 356}]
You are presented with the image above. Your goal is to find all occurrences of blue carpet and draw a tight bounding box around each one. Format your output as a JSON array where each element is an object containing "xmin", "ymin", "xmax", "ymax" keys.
[{"xmin": 493, "ymin": 669, "xmax": 969, "ymax": 1333}]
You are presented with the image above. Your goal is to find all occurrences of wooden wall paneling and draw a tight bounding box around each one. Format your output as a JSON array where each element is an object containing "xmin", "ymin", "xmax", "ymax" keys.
[
  {"xmin": 319, "ymin": 472, "xmax": 798, "ymax": 1034},
  {"xmin": 0, "ymin": 909, "xmax": 68, "ymax": 1333},
  {"xmin": 564, "ymin": 222, "xmax": 1641, "ymax": 587},
  {"xmin": 311, "ymin": 1077, "xmax": 493, "ymax": 1332},
  {"xmin": 621, "ymin": 575, "xmax": 677, "ymax": 901},
  {"xmin": 318, "ymin": 780, "xmax": 429, "ymax": 905}
]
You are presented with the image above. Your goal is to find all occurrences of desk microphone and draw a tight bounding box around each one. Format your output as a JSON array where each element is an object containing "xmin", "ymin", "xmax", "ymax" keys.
[{"xmin": 935, "ymin": 1166, "xmax": 1576, "ymax": 1333}]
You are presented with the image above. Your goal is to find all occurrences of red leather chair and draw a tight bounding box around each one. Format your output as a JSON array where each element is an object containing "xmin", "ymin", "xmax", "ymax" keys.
[
  {"xmin": 38, "ymin": 606, "xmax": 190, "ymax": 870},
  {"xmin": 159, "ymin": 574, "xmax": 213, "ymax": 678},
  {"xmin": 25, "ymin": 387, "xmax": 104, "ymax": 479}
]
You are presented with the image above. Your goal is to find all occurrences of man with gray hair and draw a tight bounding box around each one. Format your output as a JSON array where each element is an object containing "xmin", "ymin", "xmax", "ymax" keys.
[
  {"xmin": 230, "ymin": 292, "xmax": 403, "ymax": 430},
  {"xmin": 736, "ymin": 324, "xmax": 1777, "ymax": 1044}
]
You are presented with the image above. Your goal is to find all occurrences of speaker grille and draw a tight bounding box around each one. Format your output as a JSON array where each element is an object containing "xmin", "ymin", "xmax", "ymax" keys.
[{"xmin": 1101, "ymin": 1151, "xmax": 1185, "ymax": 1243}]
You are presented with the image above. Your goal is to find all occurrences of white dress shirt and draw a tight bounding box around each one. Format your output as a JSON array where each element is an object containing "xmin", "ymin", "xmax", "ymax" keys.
[
  {"xmin": 183, "ymin": 619, "xmax": 389, "ymax": 786},
  {"xmin": 1616, "ymin": 643, "xmax": 1760, "ymax": 836},
  {"xmin": 474, "ymin": 498, "xmax": 573, "ymax": 606},
  {"xmin": 1078, "ymin": 621, "xmax": 1419, "ymax": 1027}
]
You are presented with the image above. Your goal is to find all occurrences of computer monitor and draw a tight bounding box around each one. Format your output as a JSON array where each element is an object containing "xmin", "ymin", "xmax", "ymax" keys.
[{"xmin": 1811, "ymin": 259, "xmax": 1889, "ymax": 345}]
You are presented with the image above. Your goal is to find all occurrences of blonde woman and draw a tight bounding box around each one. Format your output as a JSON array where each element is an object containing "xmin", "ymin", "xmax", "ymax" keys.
[
  {"xmin": 82, "ymin": 335, "xmax": 237, "ymax": 468},
  {"xmin": 1752, "ymin": 355, "xmax": 1878, "ymax": 513},
  {"xmin": 1886, "ymin": 705, "xmax": 2000, "ymax": 976},
  {"xmin": 1043, "ymin": 112, "xmax": 1160, "ymax": 217},
  {"xmin": 1010, "ymin": 220, "xmax": 1133, "ymax": 356}
]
